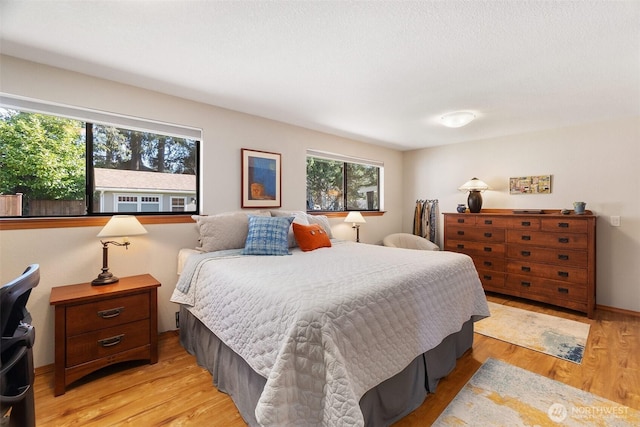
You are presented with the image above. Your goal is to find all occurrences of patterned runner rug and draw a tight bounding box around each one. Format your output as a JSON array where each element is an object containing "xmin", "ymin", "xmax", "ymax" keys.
[
  {"xmin": 434, "ymin": 358, "xmax": 639, "ymax": 426},
  {"xmin": 475, "ymin": 302, "xmax": 590, "ymax": 363}
]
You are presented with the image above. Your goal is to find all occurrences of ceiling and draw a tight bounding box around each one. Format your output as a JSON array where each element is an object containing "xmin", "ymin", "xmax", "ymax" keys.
[{"xmin": 1, "ymin": 1, "xmax": 639, "ymax": 151}]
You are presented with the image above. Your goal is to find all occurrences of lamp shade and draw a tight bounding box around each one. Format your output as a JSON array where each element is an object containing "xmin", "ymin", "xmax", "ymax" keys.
[
  {"xmin": 458, "ymin": 178, "xmax": 490, "ymax": 192},
  {"xmin": 344, "ymin": 211, "xmax": 366, "ymax": 224},
  {"xmin": 97, "ymin": 215, "xmax": 147, "ymax": 238},
  {"xmin": 440, "ymin": 111, "xmax": 475, "ymax": 128}
]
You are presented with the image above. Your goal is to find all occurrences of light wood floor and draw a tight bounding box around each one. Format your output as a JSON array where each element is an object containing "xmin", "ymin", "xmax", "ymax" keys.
[{"xmin": 33, "ymin": 294, "xmax": 639, "ymax": 426}]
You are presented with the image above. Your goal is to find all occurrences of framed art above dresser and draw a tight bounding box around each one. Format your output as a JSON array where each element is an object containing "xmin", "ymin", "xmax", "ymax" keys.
[{"xmin": 444, "ymin": 209, "xmax": 596, "ymax": 318}]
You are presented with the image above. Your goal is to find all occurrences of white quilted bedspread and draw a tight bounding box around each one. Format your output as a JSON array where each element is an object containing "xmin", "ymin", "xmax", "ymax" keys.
[{"xmin": 171, "ymin": 241, "xmax": 489, "ymax": 426}]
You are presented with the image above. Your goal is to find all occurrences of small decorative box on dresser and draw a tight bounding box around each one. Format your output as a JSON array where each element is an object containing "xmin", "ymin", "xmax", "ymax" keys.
[
  {"xmin": 444, "ymin": 209, "xmax": 596, "ymax": 318},
  {"xmin": 49, "ymin": 274, "xmax": 161, "ymax": 396}
]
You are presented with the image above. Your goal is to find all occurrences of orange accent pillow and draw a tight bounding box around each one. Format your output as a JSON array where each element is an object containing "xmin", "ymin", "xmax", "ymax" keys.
[{"xmin": 293, "ymin": 223, "xmax": 332, "ymax": 252}]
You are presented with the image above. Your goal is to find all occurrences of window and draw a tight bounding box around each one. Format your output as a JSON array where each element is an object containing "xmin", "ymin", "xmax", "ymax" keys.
[
  {"xmin": 0, "ymin": 97, "xmax": 200, "ymax": 218},
  {"xmin": 306, "ymin": 150, "xmax": 382, "ymax": 212}
]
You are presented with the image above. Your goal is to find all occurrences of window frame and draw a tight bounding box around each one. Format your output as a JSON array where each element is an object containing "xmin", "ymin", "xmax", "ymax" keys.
[
  {"xmin": 0, "ymin": 94, "xmax": 201, "ymax": 226},
  {"xmin": 306, "ymin": 149, "xmax": 384, "ymax": 214}
]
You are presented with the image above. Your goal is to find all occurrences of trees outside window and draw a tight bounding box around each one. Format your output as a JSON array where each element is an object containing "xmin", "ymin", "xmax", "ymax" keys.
[
  {"xmin": 306, "ymin": 154, "xmax": 380, "ymax": 212},
  {"xmin": 0, "ymin": 109, "xmax": 199, "ymax": 217}
]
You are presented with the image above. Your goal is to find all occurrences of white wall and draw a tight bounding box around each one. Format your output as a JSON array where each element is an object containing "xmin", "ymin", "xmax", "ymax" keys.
[
  {"xmin": 402, "ymin": 117, "xmax": 640, "ymax": 312},
  {"xmin": 0, "ymin": 56, "xmax": 404, "ymax": 368}
]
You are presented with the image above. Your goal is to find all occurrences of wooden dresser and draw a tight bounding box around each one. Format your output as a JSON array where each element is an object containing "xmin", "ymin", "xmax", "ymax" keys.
[
  {"xmin": 444, "ymin": 209, "xmax": 596, "ymax": 318},
  {"xmin": 50, "ymin": 274, "xmax": 160, "ymax": 395}
]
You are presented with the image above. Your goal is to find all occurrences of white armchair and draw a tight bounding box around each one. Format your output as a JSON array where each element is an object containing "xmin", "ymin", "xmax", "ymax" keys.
[{"xmin": 382, "ymin": 233, "xmax": 439, "ymax": 251}]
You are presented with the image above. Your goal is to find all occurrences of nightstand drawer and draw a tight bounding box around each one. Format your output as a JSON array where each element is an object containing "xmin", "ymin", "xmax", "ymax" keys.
[
  {"xmin": 66, "ymin": 293, "xmax": 150, "ymax": 335},
  {"xmin": 67, "ymin": 319, "xmax": 150, "ymax": 366}
]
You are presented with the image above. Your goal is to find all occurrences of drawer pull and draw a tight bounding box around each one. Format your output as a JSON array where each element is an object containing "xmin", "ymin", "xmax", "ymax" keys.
[
  {"xmin": 457, "ymin": 230, "xmax": 465, "ymax": 235},
  {"xmin": 483, "ymin": 247, "xmax": 492, "ymax": 252},
  {"xmin": 521, "ymin": 251, "xmax": 531, "ymax": 257},
  {"xmin": 483, "ymin": 261, "xmax": 493, "ymax": 267},
  {"xmin": 558, "ymin": 254, "xmax": 569, "ymax": 260},
  {"xmin": 558, "ymin": 287, "xmax": 569, "ymax": 294},
  {"xmin": 520, "ymin": 281, "xmax": 531, "ymax": 287},
  {"xmin": 98, "ymin": 334, "xmax": 124, "ymax": 348},
  {"xmin": 457, "ymin": 244, "xmax": 465, "ymax": 249},
  {"xmin": 558, "ymin": 271, "xmax": 569, "ymax": 278},
  {"xmin": 97, "ymin": 307, "xmax": 124, "ymax": 319},
  {"xmin": 484, "ymin": 220, "xmax": 493, "ymax": 225},
  {"xmin": 558, "ymin": 222, "xmax": 569, "ymax": 228},
  {"xmin": 558, "ymin": 237, "xmax": 569, "ymax": 244},
  {"xmin": 521, "ymin": 235, "xmax": 531, "ymax": 241},
  {"xmin": 521, "ymin": 221, "xmax": 531, "ymax": 226},
  {"xmin": 457, "ymin": 218, "xmax": 465, "ymax": 223},
  {"xmin": 521, "ymin": 266, "xmax": 531, "ymax": 272},
  {"xmin": 483, "ymin": 275, "xmax": 492, "ymax": 280},
  {"xmin": 484, "ymin": 232, "xmax": 492, "ymax": 238}
]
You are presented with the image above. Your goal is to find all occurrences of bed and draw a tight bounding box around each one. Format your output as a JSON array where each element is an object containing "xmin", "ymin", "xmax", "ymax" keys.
[{"xmin": 171, "ymin": 212, "xmax": 490, "ymax": 426}]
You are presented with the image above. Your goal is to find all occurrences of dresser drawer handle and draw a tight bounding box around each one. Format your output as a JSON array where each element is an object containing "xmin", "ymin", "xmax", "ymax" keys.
[
  {"xmin": 521, "ymin": 266, "xmax": 531, "ymax": 272},
  {"xmin": 558, "ymin": 271, "xmax": 569, "ymax": 278},
  {"xmin": 484, "ymin": 232, "xmax": 492, "ymax": 238},
  {"xmin": 98, "ymin": 334, "xmax": 124, "ymax": 348},
  {"xmin": 457, "ymin": 244, "xmax": 465, "ymax": 249},
  {"xmin": 483, "ymin": 247, "xmax": 492, "ymax": 252},
  {"xmin": 558, "ymin": 254, "xmax": 569, "ymax": 260},
  {"xmin": 483, "ymin": 261, "xmax": 493, "ymax": 267},
  {"xmin": 521, "ymin": 251, "xmax": 531, "ymax": 256},
  {"xmin": 457, "ymin": 230, "xmax": 465, "ymax": 235},
  {"xmin": 558, "ymin": 237, "xmax": 569, "ymax": 243},
  {"xmin": 521, "ymin": 235, "xmax": 531, "ymax": 241},
  {"xmin": 483, "ymin": 275, "xmax": 492, "ymax": 280},
  {"xmin": 520, "ymin": 281, "xmax": 531, "ymax": 287},
  {"xmin": 558, "ymin": 222, "xmax": 569, "ymax": 228},
  {"xmin": 558, "ymin": 287, "xmax": 569, "ymax": 294},
  {"xmin": 521, "ymin": 221, "xmax": 531, "ymax": 226},
  {"xmin": 484, "ymin": 219, "xmax": 493, "ymax": 225},
  {"xmin": 457, "ymin": 218, "xmax": 465, "ymax": 223},
  {"xmin": 97, "ymin": 307, "xmax": 124, "ymax": 319}
]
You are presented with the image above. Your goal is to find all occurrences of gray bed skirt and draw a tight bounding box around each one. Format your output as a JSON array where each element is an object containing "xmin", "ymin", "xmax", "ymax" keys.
[{"xmin": 179, "ymin": 306, "xmax": 473, "ymax": 426}]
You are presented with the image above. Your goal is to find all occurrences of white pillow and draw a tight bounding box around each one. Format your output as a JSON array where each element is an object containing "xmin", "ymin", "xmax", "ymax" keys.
[
  {"xmin": 192, "ymin": 210, "xmax": 271, "ymax": 252},
  {"xmin": 270, "ymin": 210, "xmax": 310, "ymax": 247},
  {"xmin": 307, "ymin": 214, "xmax": 334, "ymax": 239}
]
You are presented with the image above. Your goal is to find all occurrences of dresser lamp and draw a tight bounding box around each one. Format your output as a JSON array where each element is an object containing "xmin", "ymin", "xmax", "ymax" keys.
[
  {"xmin": 458, "ymin": 178, "xmax": 490, "ymax": 213},
  {"xmin": 92, "ymin": 215, "xmax": 147, "ymax": 285},
  {"xmin": 344, "ymin": 211, "xmax": 366, "ymax": 243}
]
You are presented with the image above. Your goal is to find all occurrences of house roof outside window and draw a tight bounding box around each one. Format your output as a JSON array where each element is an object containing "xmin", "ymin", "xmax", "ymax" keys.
[{"xmin": 94, "ymin": 168, "xmax": 196, "ymax": 194}]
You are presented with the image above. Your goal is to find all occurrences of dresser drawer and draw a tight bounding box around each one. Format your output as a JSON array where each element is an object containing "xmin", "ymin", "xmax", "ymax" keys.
[
  {"xmin": 445, "ymin": 215, "xmax": 476, "ymax": 226},
  {"xmin": 448, "ymin": 227, "xmax": 505, "ymax": 242},
  {"xmin": 472, "ymin": 256, "xmax": 506, "ymax": 272},
  {"xmin": 507, "ymin": 217, "xmax": 541, "ymax": 230},
  {"xmin": 477, "ymin": 270, "xmax": 505, "ymax": 289},
  {"xmin": 506, "ymin": 230, "xmax": 589, "ymax": 249},
  {"xmin": 67, "ymin": 319, "xmax": 150, "ymax": 366},
  {"xmin": 66, "ymin": 293, "xmax": 150, "ymax": 335},
  {"xmin": 446, "ymin": 240, "xmax": 506, "ymax": 257},
  {"xmin": 507, "ymin": 245, "xmax": 587, "ymax": 267},
  {"xmin": 505, "ymin": 274, "xmax": 587, "ymax": 301},
  {"xmin": 541, "ymin": 218, "xmax": 589, "ymax": 233},
  {"xmin": 507, "ymin": 261, "xmax": 588, "ymax": 284},
  {"xmin": 475, "ymin": 216, "xmax": 508, "ymax": 228}
]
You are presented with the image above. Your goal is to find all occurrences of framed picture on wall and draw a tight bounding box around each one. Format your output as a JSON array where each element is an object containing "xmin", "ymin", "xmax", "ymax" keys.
[{"xmin": 241, "ymin": 148, "xmax": 282, "ymax": 208}]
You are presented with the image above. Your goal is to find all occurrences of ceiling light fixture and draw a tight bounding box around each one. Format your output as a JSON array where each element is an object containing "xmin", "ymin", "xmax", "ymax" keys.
[{"xmin": 440, "ymin": 111, "xmax": 476, "ymax": 128}]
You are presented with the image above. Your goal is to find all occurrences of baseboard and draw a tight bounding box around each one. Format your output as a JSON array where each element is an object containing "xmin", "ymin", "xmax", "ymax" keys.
[{"xmin": 596, "ymin": 304, "xmax": 640, "ymax": 318}]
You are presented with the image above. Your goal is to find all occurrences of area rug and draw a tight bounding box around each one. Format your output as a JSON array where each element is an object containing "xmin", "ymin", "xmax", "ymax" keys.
[
  {"xmin": 433, "ymin": 358, "xmax": 639, "ymax": 426},
  {"xmin": 475, "ymin": 302, "xmax": 590, "ymax": 363}
]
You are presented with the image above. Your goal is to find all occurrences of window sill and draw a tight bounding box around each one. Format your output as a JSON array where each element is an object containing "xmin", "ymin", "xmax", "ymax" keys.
[
  {"xmin": 307, "ymin": 211, "xmax": 385, "ymax": 219},
  {"xmin": 0, "ymin": 215, "xmax": 195, "ymax": 231}
]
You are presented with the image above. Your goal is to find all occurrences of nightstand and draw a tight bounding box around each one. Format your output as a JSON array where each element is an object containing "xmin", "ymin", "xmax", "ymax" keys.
[{"xmin": 49, "ymin": 274, "xmax": 161, "ymax": 396}]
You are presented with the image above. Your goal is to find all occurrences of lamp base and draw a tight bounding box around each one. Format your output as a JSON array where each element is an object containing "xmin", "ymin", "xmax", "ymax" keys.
[
  {"xmin": 92, "ymin": 272, "xmax": 119, "ymax": 286},
  {"xmin": 467, "ymin": 191, "xmax": 483, "ymax": 213}
]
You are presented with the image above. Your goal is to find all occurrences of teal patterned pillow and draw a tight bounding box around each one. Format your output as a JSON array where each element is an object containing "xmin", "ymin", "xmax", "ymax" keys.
[{"xmin": 242, "ymin": 216, "xmax": 294, "ymax": 255}]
